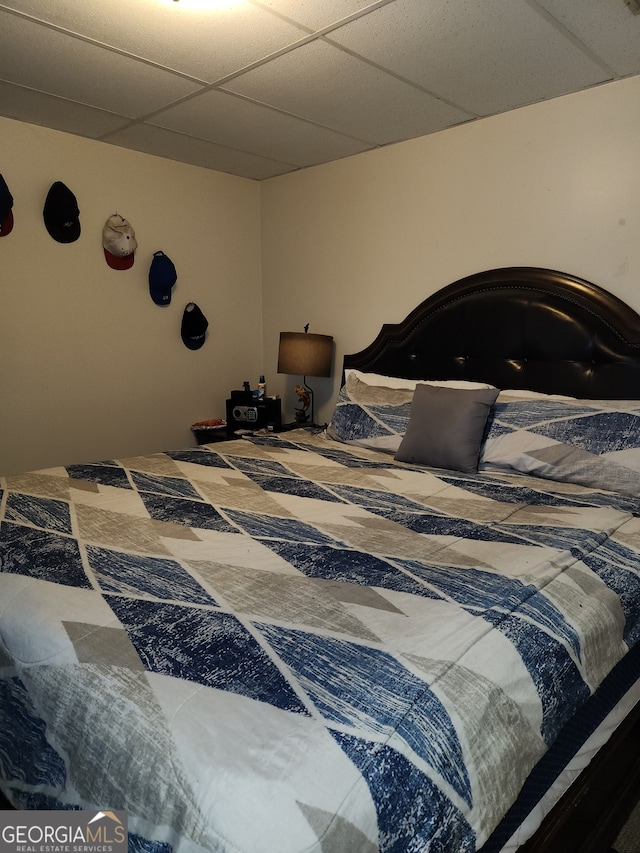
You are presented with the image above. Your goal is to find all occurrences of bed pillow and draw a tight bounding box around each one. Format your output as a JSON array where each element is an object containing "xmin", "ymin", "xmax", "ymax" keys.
[
  {"xmin": 497, "ymin": 389, "xmax": 577, "ymax": 402},
  {"xmin": 394, "ymin": 384, "xmax": 499, "ymax": 472},
  {"xmin": 480, "ymin": 394, "xmax": 640, "ymax": 496},
  {"xmin": 346, "ymin": 368, "xmax": 495, "ymax": 392},
  {"xmin": 326, "ymin": 373, "xmax": 416, "ymax": 452},
  {"xmin": 327, "ymin": 371, "xmax": 496, "ymax": 453}
]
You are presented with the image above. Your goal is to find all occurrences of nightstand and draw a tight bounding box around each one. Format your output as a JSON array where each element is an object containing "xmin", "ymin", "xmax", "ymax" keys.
[{"xmin": 191, "ymin": 422, "xmax": 233, "ymax": 445}]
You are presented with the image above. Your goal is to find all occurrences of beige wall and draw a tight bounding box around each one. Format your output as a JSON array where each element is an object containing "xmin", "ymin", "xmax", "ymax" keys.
[
  {"xmin": 261, "ymin": 76, "xmax": 640, "ymax": 425},
  {"xmin": 3, "ymin": 75, "xmax": 640, "ymax": 473},
  {"xmin": 0, "ymin": 116, "xmax": 262, "ymax": 475}
]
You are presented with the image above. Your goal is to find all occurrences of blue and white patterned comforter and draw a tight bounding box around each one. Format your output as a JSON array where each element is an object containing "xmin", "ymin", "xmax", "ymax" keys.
[{"xmin": 1, "ymin": 430, "xmax": 640, "ymax": 852}]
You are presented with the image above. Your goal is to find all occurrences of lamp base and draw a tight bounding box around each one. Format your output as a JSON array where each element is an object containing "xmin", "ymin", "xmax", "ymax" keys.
[{"xmin": 293, "ymin": 382, "xmax": 313, "ymax": 424}]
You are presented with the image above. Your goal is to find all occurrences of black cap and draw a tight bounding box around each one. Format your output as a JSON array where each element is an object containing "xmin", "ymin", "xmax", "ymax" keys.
[
  {"xmin": 181, "ymin": 303, "xmax": 208, "ymax": 350},
  {"xmin": 43, "ymin": 181, "xmax": 81, "ymax": 243},
  {"xmin": 0, "ymin": 174, "xmax": 14, "ymax": 237}
]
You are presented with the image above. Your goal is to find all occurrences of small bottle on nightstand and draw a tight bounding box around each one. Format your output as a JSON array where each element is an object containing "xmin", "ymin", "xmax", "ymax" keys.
[{"xmin": 257, "ymin": 375, "xmax": 266, "ymax": 399}]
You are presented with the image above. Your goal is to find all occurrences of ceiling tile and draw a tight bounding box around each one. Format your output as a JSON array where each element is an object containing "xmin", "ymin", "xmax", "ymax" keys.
[
  {"xmin": 0, "ymin": 80, "xmax": 132, "ymax": 138},
  {"xmin": 252, "ymin": 0, "xmax": 391, "ymax": 30},
  {"xmin": 147, "ymin": 89, "xmax": 373, "ymax": 166},
  {"xmin": 0, "ymin": 0, "xmax": 638, "ymax": 179},
  {"xmin": 326, "ymin": 0, "xmax": 613, "ymax": 116},
  {"xmin": 535, "ymin": 0, "xmax": 640, "ymax": 76},
  {"xmin": 105, "ymin": 122, "xmax": 294, "ymax": 180},
  {"xmin": 0, "ymin": 10, "xmax": 204, "ymax": 115},
  {"xmin": 2, "ymin": 0, "xmax": 310, "ymax": 82},
  {"xmin": 222, "ymin": 39, "xmax": 473, "ymax": 144}
]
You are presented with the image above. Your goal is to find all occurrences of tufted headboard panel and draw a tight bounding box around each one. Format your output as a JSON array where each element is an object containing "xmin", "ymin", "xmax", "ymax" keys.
[{"xmin": 343, "ymin": 268, "xmax": 640, "ymax": 399}]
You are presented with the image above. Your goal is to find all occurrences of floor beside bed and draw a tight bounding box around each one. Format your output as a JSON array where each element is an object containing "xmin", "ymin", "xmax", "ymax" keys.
[{"xmin": 613, "ymin": 799, "xmax": 640, "ymax": 853}]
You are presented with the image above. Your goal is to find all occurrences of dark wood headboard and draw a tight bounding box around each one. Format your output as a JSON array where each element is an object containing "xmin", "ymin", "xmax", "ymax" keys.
[{"xmin": 343, "ymin": 268, "xmax": 640, "ymax": 399}]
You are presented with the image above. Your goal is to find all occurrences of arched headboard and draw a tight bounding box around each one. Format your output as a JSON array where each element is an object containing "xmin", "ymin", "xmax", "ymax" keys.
[{"xmin": 343, "ymin": 267, "xmax": 640, "ymax": 399}]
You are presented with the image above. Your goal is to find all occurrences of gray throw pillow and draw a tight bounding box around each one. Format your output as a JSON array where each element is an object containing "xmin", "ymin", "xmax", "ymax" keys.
[{"xmin": 394, "ymin": 384, "xmax": 499, "ymax": 472}]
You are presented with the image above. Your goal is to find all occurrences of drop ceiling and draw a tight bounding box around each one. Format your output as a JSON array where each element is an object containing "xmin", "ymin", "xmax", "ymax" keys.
[{"xmin": 0, "ymin": 0, "xmax": 639, "ymax": 181}]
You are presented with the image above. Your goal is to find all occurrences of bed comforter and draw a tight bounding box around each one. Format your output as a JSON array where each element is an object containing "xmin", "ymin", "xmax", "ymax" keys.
[{"xmin": 1, "ymin": 429, "xmax": 640, "ymax": 852}]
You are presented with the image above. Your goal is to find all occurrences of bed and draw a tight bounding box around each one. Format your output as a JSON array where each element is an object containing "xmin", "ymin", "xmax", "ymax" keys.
[{"xmin": 1, "ymin": 266, "xmax": 640, "ymax": 852}]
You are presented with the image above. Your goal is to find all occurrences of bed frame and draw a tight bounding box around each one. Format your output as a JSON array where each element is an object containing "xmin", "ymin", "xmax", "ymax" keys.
[{"xmin": 344, "ymin": 266, "xmax": 640, "ymax": 852}]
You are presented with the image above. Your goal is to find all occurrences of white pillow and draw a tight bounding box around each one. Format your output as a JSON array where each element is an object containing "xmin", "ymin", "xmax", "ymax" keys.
[
  {"xmin": 346, "ymin": 369, "xmax": 496, "ymax": 391},
  {"xmin": 497, "ymin": 388, "xmax": 576, "ymax": 402}
]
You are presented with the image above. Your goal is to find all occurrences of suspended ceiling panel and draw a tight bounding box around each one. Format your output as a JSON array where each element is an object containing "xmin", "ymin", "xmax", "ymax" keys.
[{"xmin": 0, "ymin": 0, "xmax": 638, "ymax": 180}]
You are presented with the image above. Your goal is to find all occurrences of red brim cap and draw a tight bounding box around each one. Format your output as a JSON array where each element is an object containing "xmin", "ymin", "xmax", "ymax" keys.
[
  {"xmin": 0, "ymin": 209, "xmax": 14, "ymax": 237},
  {"xmin": 104, "ymin": 248, "xmax": 134, "ymax": 270}
]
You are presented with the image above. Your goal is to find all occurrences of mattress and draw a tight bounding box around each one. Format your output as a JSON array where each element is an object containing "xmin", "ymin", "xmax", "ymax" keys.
[{"xmin": 1, "ymin": 429, "xmax": 639, "ymax": 852}]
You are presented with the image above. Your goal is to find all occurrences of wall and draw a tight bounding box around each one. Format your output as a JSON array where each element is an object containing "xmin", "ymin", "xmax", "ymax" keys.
[
  {"xmin": 0, "ymin": 116, "xmax": 262, "ymax": 476},
  {"xmin": 3, "ymin": 76, "xmax": 640, "ymax": 473},
  {"xmin": 261, "ymin": 76, "xmax": 640, "ymax": 425}
]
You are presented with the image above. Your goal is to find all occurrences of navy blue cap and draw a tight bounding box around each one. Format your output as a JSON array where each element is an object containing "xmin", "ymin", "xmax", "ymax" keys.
[{"xmin": 149, "ymin": 251, "xmax": 177, "ymax": 305}]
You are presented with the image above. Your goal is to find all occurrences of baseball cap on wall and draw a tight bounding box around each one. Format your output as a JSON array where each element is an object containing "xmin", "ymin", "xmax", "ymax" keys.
[
  {"xmin": 43, "ymin": 181, "xmax": 81, "ymax": 243},
  {"xmin": 149, "ymin": 251, "xmax": 177, "ymax": 305},
  {"xmin": 103, "ymin": 214, "xmax": 137, "ymax": 269},
  {"xmin": 0, "ymin": 174, "xmax": 14, "ymax": 237},
  {"xmin": 181, "ymin": 302, "xmax": 208, "ymax": 350}
]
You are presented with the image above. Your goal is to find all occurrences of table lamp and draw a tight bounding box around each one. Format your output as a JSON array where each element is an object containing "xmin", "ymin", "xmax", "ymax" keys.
[{"xmin": 277, "ymin": 325, "xmax": 333, "ymax": 425}]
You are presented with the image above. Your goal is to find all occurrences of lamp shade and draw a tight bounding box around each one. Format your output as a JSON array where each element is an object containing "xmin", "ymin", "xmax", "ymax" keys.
[{"xmin": 277, "ymin": 332, "xmax": 333, "ymax": 377}]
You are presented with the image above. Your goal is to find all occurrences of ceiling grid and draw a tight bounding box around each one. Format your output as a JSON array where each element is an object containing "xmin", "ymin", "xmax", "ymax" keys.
[{"xmin": 0, "ymin": 0, "xmax": 638, "ymax": 180}]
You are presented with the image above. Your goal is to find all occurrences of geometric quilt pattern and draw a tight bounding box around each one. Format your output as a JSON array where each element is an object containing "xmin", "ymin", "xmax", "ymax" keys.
[
  {"xmin": 1, "ymin": 429, "xmax": 640, "ymax": 853},
  {"xmin": 481, "ymin": 395, "xmax": 640, "ymax": 497}
]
